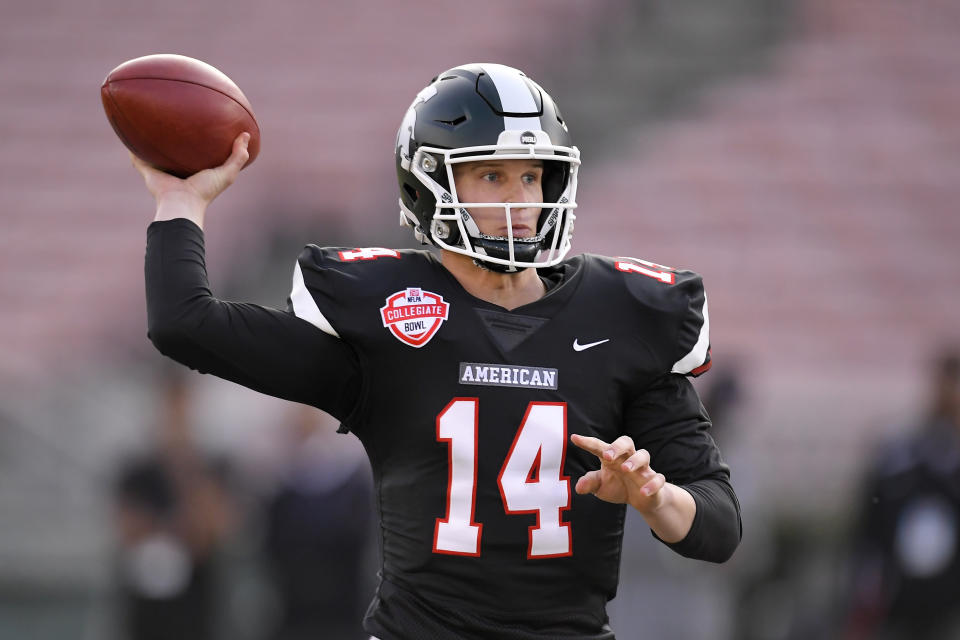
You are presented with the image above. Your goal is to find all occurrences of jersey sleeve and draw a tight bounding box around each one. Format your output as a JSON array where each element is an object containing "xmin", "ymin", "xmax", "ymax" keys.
[
  {"xmin": 611, "ymin": 257, "xmax": 734, "ymax": 560},
  {"xmin": 287, "ymin": 244, "xmax": 360, "ymax": 338},
  {"xmin": 613, "ymin": 257, "xmax": 711, "ymax": 377},
  {"xmin": 145, "ymin": 219, "xmax": 361, "ymax": 423},
  {"xmin": 623, "ymin": 373, "xmax": 741, "ymax": 562},
  {"xmin": 668, "ymin": 269, "xmax": 711, "ymax": 376},
  {"xmin": 286, "ymin": 244, "xmax": 406, "ymax": 339},
  {"xmin": 288, "ymin": 247, "xmax": 341, "ymax": 338}
]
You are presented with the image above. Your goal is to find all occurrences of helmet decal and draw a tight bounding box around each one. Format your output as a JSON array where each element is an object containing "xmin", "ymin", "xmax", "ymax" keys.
[{"xmin": 397, "ymin": 84, "xmax": 438, "ymax": 171}]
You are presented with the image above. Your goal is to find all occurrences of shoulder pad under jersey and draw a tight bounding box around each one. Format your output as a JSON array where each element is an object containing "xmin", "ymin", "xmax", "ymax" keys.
[
  {"xmin": 593, "ymin": 255, "xmax": 711, "ymax": 377},
  {"xmin": 287, "ymin": 245, "xmax": 433, "ymax": 338}
]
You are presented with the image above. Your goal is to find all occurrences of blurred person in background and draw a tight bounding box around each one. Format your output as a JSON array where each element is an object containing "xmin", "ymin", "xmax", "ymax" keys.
[
  {"xmin": 112, "ymin": 366, "xmax": 237, "ymax": 640},
  {"xmin": 129, "ymin": 63, "xmax": 741, "ymax": 638},
  {"xmin": 261, "ymin": 405, "xmax": 373, "ymax": 640},
  {"xmin": 843, "ymin": 348, "xmax": 960, "ymax": 640},
  {"xmin": 699, "ymin": 362, "xmax": 744, "ymax": 444}
]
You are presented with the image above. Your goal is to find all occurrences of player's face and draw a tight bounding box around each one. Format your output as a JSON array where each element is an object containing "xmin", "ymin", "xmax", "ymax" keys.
[{"xmin": 451, "ymin": 159, "xmax": 544, "ymax": 238}]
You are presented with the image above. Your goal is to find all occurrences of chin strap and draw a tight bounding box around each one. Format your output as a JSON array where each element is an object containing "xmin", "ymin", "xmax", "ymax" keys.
[
  {"xmin": 472, "ymin": 258, "xmax": 525, "ymax": 274},
  {"xmin": 472, "ymin": 236, "xmax": 541, "ymax": 270}
]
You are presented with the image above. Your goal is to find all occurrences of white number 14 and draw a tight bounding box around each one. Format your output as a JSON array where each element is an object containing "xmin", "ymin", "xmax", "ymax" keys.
[{"xmin": 433, "ymin": 399, "xmax": 572, "ymax": 559}]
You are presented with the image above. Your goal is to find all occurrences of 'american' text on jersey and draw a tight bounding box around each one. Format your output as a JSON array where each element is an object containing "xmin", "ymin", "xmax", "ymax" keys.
[{"xmin": 459, "ymin": 363, "xmax": 559, "ymax": 390}]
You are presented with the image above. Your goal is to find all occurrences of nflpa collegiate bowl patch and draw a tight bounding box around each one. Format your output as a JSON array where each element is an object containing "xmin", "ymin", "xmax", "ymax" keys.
[{"xmin": 380, "ymin": 288, "xmax": 450, "ymax": 348}]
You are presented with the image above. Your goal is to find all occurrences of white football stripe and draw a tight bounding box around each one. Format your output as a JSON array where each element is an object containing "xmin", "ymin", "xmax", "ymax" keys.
[
  {"xmin": 290, "ymin": 261, "xmax": 340, "ymax": 338},
  {"xmin": 481, "ymin": 63, "xmax": 542, "ymax": 131},
  {"xmin": 672, "ymin": 294, "xmax": 709, "ymax": 374}
]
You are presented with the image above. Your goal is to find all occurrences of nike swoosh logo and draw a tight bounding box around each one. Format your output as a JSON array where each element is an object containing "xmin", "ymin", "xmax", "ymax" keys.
[{"xmin": 573, "ymin": 338, "xmax": 610, "ymax": 352}]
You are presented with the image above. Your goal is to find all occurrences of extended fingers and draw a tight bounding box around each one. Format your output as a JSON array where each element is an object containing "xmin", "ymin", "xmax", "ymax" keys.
[
  {"xmin": 570, "ymin": 434, "xmax": 634, "ymax": 461},
  {"xmin": 571, "ymin": 434, "xmax": 647, "ymax": 468},
  {"xmin": 640, "ymin": 473, "xmax": 666, "ymax": 497},
  {"xmin": 621, "ymin": 448, "xmax": 651, "ymax": 473},
  {"xmin": 603, "ymin": 435, "xmax": 637, "ymax": 463},
  {"xmin": 570, "ymin": 433, "xmax": 609, "ymax": 458},
  {"xmin": 575, "ymin": 470, "xmax": 602, "ymax": 495}
]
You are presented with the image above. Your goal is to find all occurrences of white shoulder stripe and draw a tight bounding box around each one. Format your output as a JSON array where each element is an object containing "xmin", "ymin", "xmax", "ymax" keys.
[
  {"xmin": 672, "ymin": 294, "xmax": 709, "ymax": 374},
  {"xmin": 481, "ymin": 63, "xmax": 543, "ymax": 132},
  {"xmin": 290, "ymin": 261, "xmax": 340, "ymax": 338}
]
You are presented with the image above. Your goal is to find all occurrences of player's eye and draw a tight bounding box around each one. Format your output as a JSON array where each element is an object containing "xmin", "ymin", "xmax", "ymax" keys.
[
  {"xmin": 522, "ymin": 173, "xmax": 540, "ymax": 184},
  {"xmin": 480, "ymin": 172, "xmax": 499, "ymax": 183}
]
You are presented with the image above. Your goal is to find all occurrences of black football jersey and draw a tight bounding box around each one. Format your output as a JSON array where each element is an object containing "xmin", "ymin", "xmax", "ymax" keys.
[
  {"xmin": 144, "ymin": 220, "xmax": 739, "ymax": 640},
  {"xmin": 289, "ymin": 246, "xmax": 722, "ymax": 639}
]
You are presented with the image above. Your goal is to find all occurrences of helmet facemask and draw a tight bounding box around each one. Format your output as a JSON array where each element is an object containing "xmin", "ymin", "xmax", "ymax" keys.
[{"xmin": 405, "ymin": 131, "xmax": 580, "ymax": 273}]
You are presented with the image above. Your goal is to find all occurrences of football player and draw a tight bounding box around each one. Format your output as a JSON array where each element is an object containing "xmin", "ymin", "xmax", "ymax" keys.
[{"xmin": 133, "ymin": 63, "xmax": 742, "ymax": 639}]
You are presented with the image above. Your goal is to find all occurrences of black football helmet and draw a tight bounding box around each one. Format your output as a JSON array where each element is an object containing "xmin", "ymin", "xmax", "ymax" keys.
[{"xmin": 395, "ymin": 63, "xmax": 580, "ymax": 272}]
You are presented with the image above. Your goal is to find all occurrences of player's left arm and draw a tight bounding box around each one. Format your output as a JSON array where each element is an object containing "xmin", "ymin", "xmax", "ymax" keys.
[
  {"xmin": 624, "ymin": 373, "xmax": 741, "ymax": 562},
  {"xmin": 572, "ymin": 374, "xmax": 740, "ymax": 562},
  {"xmin": 572, "ymin": 260, "xmax": 739, "ymax": 562},
  {"xmin": 571, "ymin": 431, "xmax": 699, "ymax": 544}
]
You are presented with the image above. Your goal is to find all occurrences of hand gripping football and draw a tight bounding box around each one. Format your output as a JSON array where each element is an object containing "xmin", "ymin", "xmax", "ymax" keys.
[{"xmin": 101, "ymin": 54, "xmax": 260, "ymax": 178}]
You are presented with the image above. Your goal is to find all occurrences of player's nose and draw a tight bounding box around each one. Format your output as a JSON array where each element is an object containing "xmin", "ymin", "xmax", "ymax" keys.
[{"xmin": 501, "ymin": 178, "xmax": 536, "ymax": 206}]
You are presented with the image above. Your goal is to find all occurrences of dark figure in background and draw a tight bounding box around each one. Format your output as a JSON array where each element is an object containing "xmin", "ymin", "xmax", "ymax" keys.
[
  {"xmin": 844, "ymin": 350, "xmax": 960, "ymax": 640},
  {"xmin": 699, "ymin": 363, "xmax": 744, "ymax": 443},
  {"xmin": 112, "ymin": 369, "xmax": 236, "ymax": 640},
  {"xmin": 262, "ymin": 405, "xmax": 374, "ymax": 640}
]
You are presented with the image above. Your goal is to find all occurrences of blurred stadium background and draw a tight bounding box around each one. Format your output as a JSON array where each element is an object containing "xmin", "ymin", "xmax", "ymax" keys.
[{"xmin": 1, "ymin": 1, "xmax": 958, "ymax": 638}]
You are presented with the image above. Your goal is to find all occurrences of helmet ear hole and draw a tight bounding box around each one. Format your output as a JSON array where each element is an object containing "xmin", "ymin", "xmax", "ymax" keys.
[
  {"xmin": 541, "ymin": 160, "xmax": 567, "ymax": 203},
  {"xmin": 402, "ymin": 183, "xmax": 419, "ymax": 203}
]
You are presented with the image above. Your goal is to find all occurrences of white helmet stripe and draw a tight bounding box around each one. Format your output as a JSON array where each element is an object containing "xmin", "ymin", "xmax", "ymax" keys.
[{"xmin": 480, "ymin": 63, "xmax": 543, "ymax": 131}]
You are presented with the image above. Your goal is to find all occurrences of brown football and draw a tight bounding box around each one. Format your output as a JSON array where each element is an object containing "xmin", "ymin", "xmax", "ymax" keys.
[{"xmin": 101, "ymin": 54, "xmax": 260, "ymax": 178}]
